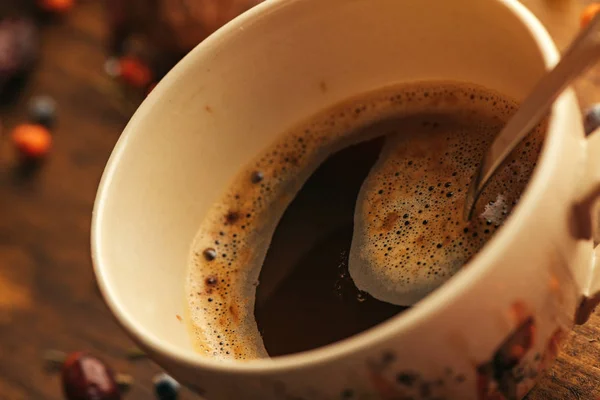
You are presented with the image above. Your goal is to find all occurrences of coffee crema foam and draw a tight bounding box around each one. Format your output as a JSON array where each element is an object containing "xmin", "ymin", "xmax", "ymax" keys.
[
  {"xmin": 186, "ymin": 82, "xmax": 545, "ymax": 360},
  {"xmin": 349, "ymin": 112, "xmax": 543, "ymax": 306}
]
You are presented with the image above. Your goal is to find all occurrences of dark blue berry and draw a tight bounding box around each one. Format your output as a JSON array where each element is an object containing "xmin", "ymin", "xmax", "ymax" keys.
[
  {"xmin": 153, "ymin": 373, "xmax": 180, "ymax": 400},
  {"xmin": 28, "ymin": 95, "xmax": 57, "ymax": 128}
]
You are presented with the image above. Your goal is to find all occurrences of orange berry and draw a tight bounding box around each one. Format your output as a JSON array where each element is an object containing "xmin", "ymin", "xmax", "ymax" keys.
[
  {"xmin": 38, "ymin": 0, "xmax": 74, "ymax": 13},
  {"xmin": 11, "ymin": 124, "xmax": 52, "ymax": 159},
  {"xmin": 581, "ymin": 3, "xmax": 600, "ymax": 28},
  {"xmin": 119, "ymin": 57, "xmax": 153, "ymax": 89}
]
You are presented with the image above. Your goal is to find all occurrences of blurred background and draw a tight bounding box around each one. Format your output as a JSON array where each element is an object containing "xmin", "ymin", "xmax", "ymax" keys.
[{"xmin": 1, "ymin": 0, "xmax": 600, "ymax": 399}]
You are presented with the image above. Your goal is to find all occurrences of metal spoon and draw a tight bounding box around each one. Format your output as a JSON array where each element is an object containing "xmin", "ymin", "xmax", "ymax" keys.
[{"xmin": 464, "ymin": 12, "xmax": 600, "ymax": 220}]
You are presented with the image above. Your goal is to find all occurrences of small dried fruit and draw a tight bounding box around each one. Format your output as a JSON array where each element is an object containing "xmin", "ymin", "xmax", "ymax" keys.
[
  {"xmin": 581, "ymin": 3, "xmax": 600, "ymax": 28},
  {"xmin": 38, "ymin": 0, "xmax": 75, "ymax": 14},
  {"xmin": 28, "ymin": 95, "xmax": 57, "ymax": 128},
  {"xmin": 153, "ymin": 373, "xmax": 180, "ymax": 400},
  {"xmin": 62, "ymin": 352, "xmax": 121, "ymax": 400},
  {"xmin": 119, "ymin": 56, "xmax": 152, "ymax": 88},
  {"xmin": 11, "ymin": 124, "xmax": 52, "ymax": 159}
]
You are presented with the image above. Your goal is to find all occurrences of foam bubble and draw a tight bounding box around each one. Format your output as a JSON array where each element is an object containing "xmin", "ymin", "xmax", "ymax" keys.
[
  {"xmin": 349, "ymin": 92, "xmax": 545, "ymax": 306},
  {"xmin": 481, "ymin": 194, "xmax": 509, "ymax": 226},
  {"xmin": 186, "ymin": 82, "xmax": 546, "ymax": 360}
]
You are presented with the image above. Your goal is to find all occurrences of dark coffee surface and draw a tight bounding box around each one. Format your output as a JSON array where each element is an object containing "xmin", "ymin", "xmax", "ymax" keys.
[{"xmin": 254, "ymin": 138, "xmax": 407, "ymax": 357}]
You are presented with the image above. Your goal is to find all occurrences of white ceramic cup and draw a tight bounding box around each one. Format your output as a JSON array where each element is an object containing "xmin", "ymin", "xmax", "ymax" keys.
[{"xmin": 92, "ymin": 0, "xmax": 600, "ymax": 399}]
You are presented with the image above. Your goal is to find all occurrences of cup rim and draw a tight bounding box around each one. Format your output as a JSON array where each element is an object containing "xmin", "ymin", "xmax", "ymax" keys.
[{"xmin": 92, "ymin": 0, "xmax": 567, "ymax": 373}]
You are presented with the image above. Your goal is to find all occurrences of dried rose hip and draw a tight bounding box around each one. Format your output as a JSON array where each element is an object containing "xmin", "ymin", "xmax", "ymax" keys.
[
  {"xmin": 37, "ymin": 0, "xmax": 75, "ymax": 14},
  {"xmin": 118, "ymin": 56, "xmax": 152, "ymax": 88},
  {"xmin": 11, "ymin": 123, "xmax": 52, "ymax": 159},
  {"xmin": 61, "ymin": 352, "xmax": 121, "ymax": 400}
]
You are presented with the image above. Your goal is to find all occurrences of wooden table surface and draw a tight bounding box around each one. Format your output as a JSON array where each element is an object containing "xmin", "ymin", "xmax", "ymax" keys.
[{"xmin": 0, "ymin": 1, "xmax": 599, "ymax": 399}]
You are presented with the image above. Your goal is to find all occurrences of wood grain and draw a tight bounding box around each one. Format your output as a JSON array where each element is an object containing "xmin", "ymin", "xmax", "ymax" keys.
[
  {"xmin": 0, "ymin": 1, "xmax": 598, "ymax": 399},
  {"xmin": 0, "ymin": 2, "xmax": 196, "ymax": 399}
]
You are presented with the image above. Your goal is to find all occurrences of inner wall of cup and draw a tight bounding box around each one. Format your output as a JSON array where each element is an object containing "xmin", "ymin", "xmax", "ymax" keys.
[{"xmin": 96, "ymin": 0, "xmax": 549, "ymax": 354}]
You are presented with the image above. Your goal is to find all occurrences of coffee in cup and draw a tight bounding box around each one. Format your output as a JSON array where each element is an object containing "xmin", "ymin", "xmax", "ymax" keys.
[{"xmin": 185, "ymin": 81, "xmax": 546, "ymax": 361}]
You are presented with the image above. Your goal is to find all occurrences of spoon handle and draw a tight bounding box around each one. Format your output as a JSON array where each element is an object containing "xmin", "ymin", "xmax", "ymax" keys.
[{"xmin": 464, "ymin": 12, "xmax": 600, "ymax": 220}]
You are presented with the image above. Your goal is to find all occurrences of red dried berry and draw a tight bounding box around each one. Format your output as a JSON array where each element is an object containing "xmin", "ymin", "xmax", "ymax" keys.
[
  {"xmin": 37, "ymin": 0, "xmax": 75, "ymax": 14},
  {"xmin": 118, "ymin": 56, "xmax": 152, "ymax": 88},
  {"xmin": 62, "ymin": 352, "xmax": 121, "ymax": 400},
  {"xmin": 11, "ymin": 124, "xmax": 52, "ymax": 159}
]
